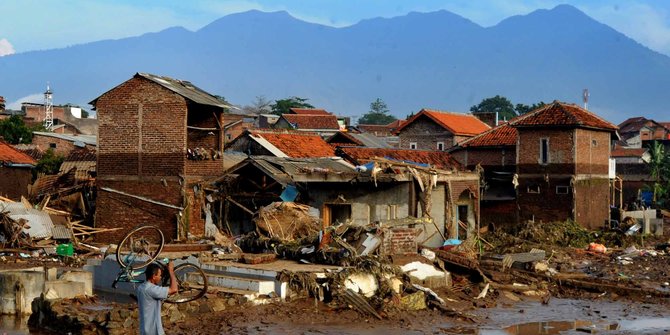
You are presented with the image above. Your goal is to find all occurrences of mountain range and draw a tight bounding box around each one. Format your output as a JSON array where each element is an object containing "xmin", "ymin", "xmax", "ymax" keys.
[{"xmin": 1, "ymin": 4, "xmax": 669, "ymax": 123}]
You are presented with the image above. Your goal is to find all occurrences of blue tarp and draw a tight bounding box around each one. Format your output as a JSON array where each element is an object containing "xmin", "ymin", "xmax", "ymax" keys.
[{"xmin": 280, "ymin": 184, "xmax": 298, "ymax": 202}]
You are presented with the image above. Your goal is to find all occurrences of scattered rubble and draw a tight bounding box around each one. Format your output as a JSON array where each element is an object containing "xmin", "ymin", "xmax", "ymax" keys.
[{"xmin": 9, "ymin": 193, "xmax": 669, "ymax": 334}]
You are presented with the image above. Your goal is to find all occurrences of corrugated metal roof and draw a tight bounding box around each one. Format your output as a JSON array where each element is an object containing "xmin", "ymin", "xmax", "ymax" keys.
[
  {"xmin": 138, "ymin": 73, "xmax": 234, "ymax": 109},
  {"xmin": 51, "ymin": 224, "xmax": 73, "ymax": 240},
  {"xmin": 0, "ymin": 201, "xmax": 54, "ymax": 239},
  {"xmin": 32, "ymin": 132, "xmax": 97, "ymax": 146}
]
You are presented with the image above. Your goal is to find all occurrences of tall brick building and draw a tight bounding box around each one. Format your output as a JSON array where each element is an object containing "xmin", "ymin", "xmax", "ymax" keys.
[
  {"xmin": 510, "ymin": 102, "xmax": 618, "ymax": 229},
  {"xmin": 90, "ymin": 73, "xmax": 235, "ymax": 242}
]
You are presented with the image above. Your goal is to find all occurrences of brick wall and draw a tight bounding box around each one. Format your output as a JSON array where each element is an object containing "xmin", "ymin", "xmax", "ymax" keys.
[
  {"xmin": 517, "ymin": 128, "xmax": 575, "ymax": 174},
  {"xmin": 0, "ymin": 167, "xmax": 33, "ymax": 200},
  {"xmin": 95, "ymin": 179, "xmax": 183, "ymax": 243},
  {"xmin": 24, "ymin": 105, "xmax": 66, "ymax": 122},
  {"xmin": 454, "ymin": 147, "xmax": 516, "ymax": 169},
  {"xmin": 380, "ymin": 227, "xmax": 419, "ymax": 255},
  {"xmin": 573, "ymin": 178, "xmax": 610, "ymax": 229},
  {"xmin": 398, "ymin": 117, "xmax": 455, "ymax": 150},
  {"xmin": 517, "ymin": 176, "xmax": 573, "ymax": 223},
  {"xmin": 480, "ymin": 200, "xmax": 517, "ymax": 230},
  {"xmin": 574, "ymin": 128, "xmax": 610, "ymax": 175},
  {"xmin": 95, "ymin": 76, "xmax": 187, "ymax": 177},
  {"xmin": 185, "ymin": 106, "xmax": 226, "ymax": 176}
]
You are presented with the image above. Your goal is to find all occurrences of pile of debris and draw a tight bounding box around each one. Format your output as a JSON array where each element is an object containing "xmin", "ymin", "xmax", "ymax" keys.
[
  {"xmin": 254, "ymin": 202, "xmax": 321, "ymax": 242},
  {"xmin": 0, "ymin": 195, "xmax": 113, "ymax": 257}
]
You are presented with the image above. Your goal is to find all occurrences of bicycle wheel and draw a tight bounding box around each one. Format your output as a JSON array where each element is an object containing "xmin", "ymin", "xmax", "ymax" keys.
[
  {"xmin": 164, "ymin": 263, "xmax": 208, "ymax": 304},
  {"xmin": 116, "ymin": 225, "xmax": 165, "ymax": 270}
]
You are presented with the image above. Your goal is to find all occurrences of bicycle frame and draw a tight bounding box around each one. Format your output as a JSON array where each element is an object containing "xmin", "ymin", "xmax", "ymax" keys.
[{"xmin": 112, "ymin": 250, "xmax": 149, "ymax": 288}]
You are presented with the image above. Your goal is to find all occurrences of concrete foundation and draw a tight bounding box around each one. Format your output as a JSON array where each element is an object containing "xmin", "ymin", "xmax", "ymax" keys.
[{"xmin": 0, "ymin": 266, "xmax": 92, "ymax": 315}]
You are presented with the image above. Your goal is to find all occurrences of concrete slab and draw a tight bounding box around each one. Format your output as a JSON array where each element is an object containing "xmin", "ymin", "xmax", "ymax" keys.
[{"xmin": 44, "ymin": 280, "xmax": 86, "ymax": 299}]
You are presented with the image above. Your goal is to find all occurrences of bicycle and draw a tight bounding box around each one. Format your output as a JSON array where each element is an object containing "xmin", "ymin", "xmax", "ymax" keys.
[{"xmin": 111, "ymin": 225, "xmax": 208, "ymax": 303}]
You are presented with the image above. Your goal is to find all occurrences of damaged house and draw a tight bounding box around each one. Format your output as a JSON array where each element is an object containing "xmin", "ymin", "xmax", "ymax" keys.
[
  {"xmin": 90, "ymin": 72, "xmax": 239, "ymax": 243},
  {"xmin": 0, "ymin": 140, "xmax": 37, "ymax": 200},
  {"xmin": 450, "ymin": 102, "xmax": 618, "ymax": 229},
  {"xmin": 214, "ymin": 153, "xmax": 480, "ymax": 248},
  {"xmin": 448, "ymin": 123, "xmax": 518, "ymax": 228},
  {"xmin": 511, "ymin": 102, "xmax": 618, "ymax": 229}
]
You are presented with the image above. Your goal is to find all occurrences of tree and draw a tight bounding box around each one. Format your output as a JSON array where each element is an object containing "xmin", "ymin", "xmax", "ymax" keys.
[
  {"xmin": 34, "ymin": 148, "xmax": 64, "ymax": 177},
  {"xmin": 515, "ymin": 101, "xmax": 547, "ymax": 115},
  {"xmin": 0, "ymin": 115, "xmax": 33, "ymax": 144},
  {"xmin": 470, "ymin": 95, "xmax": 516, "ymax": 121},
  {"xmin": 646, "ymin": 141, "xmax": 670, "ymax": 207},
  {"xmin": 242, "ymin": 96, "xmax": 272, "ymax": 115},
  {"xmin": 270, "ymin": 97, "xmax": 314, "ymax": 115},
  {"xmin": 357, "ymin": 98, "xmax": 397, "ymax": 125}
]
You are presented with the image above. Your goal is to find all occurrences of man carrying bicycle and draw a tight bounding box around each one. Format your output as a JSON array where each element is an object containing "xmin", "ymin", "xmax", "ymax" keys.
[{"xmin": 136, "ymin": 260, "xmax": 178, "ymax": 335}]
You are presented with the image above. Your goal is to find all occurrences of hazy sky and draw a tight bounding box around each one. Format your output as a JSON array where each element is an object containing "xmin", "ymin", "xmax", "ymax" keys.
[{"xmin": 1, "ymin": 0, "xmax": 670, "ymax": 56}]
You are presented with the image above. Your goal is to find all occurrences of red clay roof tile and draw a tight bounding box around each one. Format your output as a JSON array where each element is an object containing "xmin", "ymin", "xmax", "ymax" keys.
[
  {"xmin": 611, "ymin": 147, "xmax": 647, "ymax": 158},
  {"xmin": 0, "ymin": 141, "xmax": 37, "ymax": 165},
  {"xmin": 457, "ymin": 123, "xmax": 517, "ymax": 148},
  {"xmin": 250, "ymin": 130, "xmax": 335, "ymax": 158},
  {"xmin": 337, "ymin": 147, "xmax": 462, "ymax": 170},
  {"xmin": 280, "ymin": 114, "xmax": 341, "ymax": 130},
  {"xmin": 510, "ymin": 101, "xmax": 617, "ymax": 131},
  {"xmin": 396, "ymin": 109, "xmax": 490, "ymax": 136},
  {"xmin": 288, "ymin": 108, "xmax": 332, "ymax": 115}
]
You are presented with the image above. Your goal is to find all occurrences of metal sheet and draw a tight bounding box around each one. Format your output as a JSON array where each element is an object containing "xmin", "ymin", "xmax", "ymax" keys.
[{"xmin": 0, "ymin": 201, "xmax": 54, "ymax": 239}]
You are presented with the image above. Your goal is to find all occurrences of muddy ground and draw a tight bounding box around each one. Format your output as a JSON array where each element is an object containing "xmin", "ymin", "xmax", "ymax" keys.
[
  {"xmin": 167, "ymin": 221, "xmax": 670, "ymax": 335},
  {"xmin": 167, "ymin": 294, "xmax": 670, "ymax": 334}
]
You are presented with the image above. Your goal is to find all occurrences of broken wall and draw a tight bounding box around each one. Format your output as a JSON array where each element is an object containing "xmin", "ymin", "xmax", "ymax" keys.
[
  {"xmin": 95, "ymin": 179, "xmax": 183, "ymax": 243},
  {"xmin": 304, "ymin": 182, "xmax": 411, "ymax": 225}
]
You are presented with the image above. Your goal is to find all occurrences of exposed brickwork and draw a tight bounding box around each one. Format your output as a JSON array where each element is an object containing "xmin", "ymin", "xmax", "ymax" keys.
[
  {"xmin": 517, "ymin": 176, "xmax": 574, "ymax": 223},
  {"xmin": 95, "ymin": 179, "xmax": 182, "ymax": 243},
  {"xmin": 398, "ymin": 116, "xmax": 456, "ymax": 150},
  {"xmin": 96, "ymin": 77, "xmax": 187, "ymax": 176},
  {"xmin": 574, "ymin": 128, "xmax": 610, "ymax": 175},
  {"xmin": 23, "ymin": 104, "xmax": 67, "ymax": 122},
  {"xmin": 380, "ymin": 227, "xmax": 419, "ymax": 255},
  {"xmin": 94, "ymin": 74, "xmax": 224, "ymax": 241},
  {"xmin": 480, "ymin": 200, "xmax": 517, "ymax": 230},
  {"xmin": 517, "ymin": 128, "xmax": 575, "ymax": 174},
  {"xmin": 573, "ymin": 178, "xmax": 610, "ymax": 229},
  {"xmin": 0, "ymin": 168, "xmax": 33, "ymax": 200},
  {"xmin": 452, "ymin": 147, "xmax": 516, "ymax": 169}
]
